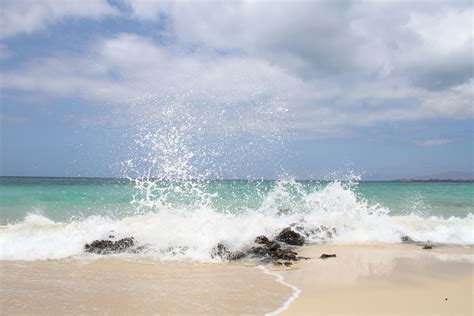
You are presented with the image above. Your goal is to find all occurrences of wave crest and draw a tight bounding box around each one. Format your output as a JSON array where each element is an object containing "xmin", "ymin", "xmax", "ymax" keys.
[{"xmin": 1, "ymin": 180, "xmax": 472, "ymax": 261}]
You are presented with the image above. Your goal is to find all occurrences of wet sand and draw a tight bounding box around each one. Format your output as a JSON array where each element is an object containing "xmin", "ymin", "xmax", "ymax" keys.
[
  {"xmin": 1, "ymin": 245, "xmax": 473, "ymax": 315},
  {"xmin": 0, "ymin": 258, "xmax": 291, "ymax": 315},
  {"xmin": 278, "ymin": 244, "xmax": 474, "ymax": 315}
]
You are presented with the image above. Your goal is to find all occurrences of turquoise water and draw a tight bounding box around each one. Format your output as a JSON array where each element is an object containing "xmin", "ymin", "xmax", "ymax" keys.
[
  {"xmin": 1, "ymin": 177, "xmax": 472, "ymax": 260},
  {"xmin": 1, "ymin": 177, "xmax": 472, "ymax": 223}
]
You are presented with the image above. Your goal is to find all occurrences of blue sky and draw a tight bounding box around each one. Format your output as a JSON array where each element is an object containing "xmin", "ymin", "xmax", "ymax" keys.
[{"xmin": 0, "ymin": 0, "xmax": 473, "ymax": 180}]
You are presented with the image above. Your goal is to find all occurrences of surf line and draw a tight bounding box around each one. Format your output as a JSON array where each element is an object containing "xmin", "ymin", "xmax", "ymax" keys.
[{"xmin": 257, "ymin": 265, "xmax": 301, "ymax": 315}]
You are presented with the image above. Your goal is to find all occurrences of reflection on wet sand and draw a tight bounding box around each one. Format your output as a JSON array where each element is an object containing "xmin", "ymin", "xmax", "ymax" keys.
[{"xmin": 279, "ymin": 244, "xmax": 473, "ymax": 315}]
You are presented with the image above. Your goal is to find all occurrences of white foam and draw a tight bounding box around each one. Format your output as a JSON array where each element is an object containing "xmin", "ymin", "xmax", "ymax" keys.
[
  {"xmin": 258, "ymin": 265, "xmax": 301, "ymax": 316},
  {"xmin": 0, "ymin": 181, "xmax": 472, "ymax": 261}
]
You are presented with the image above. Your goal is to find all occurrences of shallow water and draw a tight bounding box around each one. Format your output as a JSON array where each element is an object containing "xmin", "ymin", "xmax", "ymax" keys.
[
  {"xmin": 0, "ymin": 177, "xmax": 472, "ymax": 261},
  {"xmin": 1, "ymin": 177, "xmax": 472, "ymax": 221}
]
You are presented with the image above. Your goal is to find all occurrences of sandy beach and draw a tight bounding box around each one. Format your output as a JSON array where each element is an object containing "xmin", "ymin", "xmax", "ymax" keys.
[
  {"xmin": 0, "ymin": 258, "xmax": 290, "ymax": 314},
  {"xmin": 2, "ymin": 0, "xmax": 473, "ymax": 314},
  {"xmin": 1, "ymin": 244, "xmax": 472, "ymax": 315},
  {"xmin": 279, "ymin": 244, "xmax": 473, "ymax": 315}
]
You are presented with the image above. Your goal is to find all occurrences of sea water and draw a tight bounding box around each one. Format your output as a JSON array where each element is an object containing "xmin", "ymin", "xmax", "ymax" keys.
[
  {"xmin": 1, "ymin": 97, "xmax": 473, "ymax": 261},
  {"xmin": 1, "ymin": 177, "xmax": 472, "ymax": 261}
]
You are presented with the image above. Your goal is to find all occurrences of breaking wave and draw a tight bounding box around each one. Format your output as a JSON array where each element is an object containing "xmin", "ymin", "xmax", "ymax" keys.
[
  {"xmin": 2, "ymin": 97, "xmax": 472, "ymax": 261},
  {"xmin": 1, "ymin": 180, "xmax": 472, "ymax": 261}
]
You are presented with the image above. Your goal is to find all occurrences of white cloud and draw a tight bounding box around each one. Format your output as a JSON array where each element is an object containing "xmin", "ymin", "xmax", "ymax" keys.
[
  {"xmin": 0, "ymin": 0, "xmax": 118, "ymax": 38},
  {"xmin": 419, "ymin": 79, "xmax": 474, "ymax": 118},
  {"xmin": 124, "ymin": 0, "xmax": 473, "ymax": 88},
  {"xmin": 407, "ymin": 8, "xmax": 473, "ymax": 55},
  {"xmin": 123, "ymin": 0, "xmax": 169, "ymax": 20},
  {"xmin": 417, "ymin": 139, "xmax": 455, "ymax": 147},
  {"xmin": 1, "ymin": 34, "xmax": 303, "ymax": 102},
  {"xmin": 1, "ymin": 1, "xmax": 472, "ymax": 137},
  {"xmin": 2, "ymin": 32, "xmax": 472, "ymax": 138}
]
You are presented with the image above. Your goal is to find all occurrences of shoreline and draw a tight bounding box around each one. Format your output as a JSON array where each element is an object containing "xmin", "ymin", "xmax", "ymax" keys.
[
  {"xmin": 259, "ymin": 265, "xmax": 302, "ymax": 316},
  {"xmin": 276, "ymin": 243, "xmax": 473, "ymax": 315},
  {"xmin": 1, "ymin": 244, "xmax": 473, "ymax": 315},
  {"xmin": 0, "ymin": 258, "xmax": 292, "ymax": 314}
]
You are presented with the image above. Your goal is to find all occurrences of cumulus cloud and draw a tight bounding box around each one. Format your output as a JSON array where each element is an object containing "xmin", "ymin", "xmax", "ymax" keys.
[
  {"xmin": 124, "ymin": 0, "xmax": 473, "ymax": 89},
  {"xmin": 1, "ymin": 1, "xmax": 472, "ymax": 137},
  {"xmin": 0, "ymin": 0, "xmax": 118, "ymax": 38},
  {"xmin": 123, "ymin": 0, "xmax": 169, "ymax": 20},
  {"xmin": 1, "ymin": 34, "xmax": 302, "ymax": 102},
  {"xmin": 2, "ymin": 31, "xmax": 472, "ymax": 137},
  {"xmin": 404, "ymin": 8, "xmax": 474, "ymax": 90}
]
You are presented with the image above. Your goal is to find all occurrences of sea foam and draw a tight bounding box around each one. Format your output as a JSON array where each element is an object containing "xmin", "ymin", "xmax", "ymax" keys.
[{"xmin": 1, "ymin": 180, "xmax": 472, "ymax": 261}]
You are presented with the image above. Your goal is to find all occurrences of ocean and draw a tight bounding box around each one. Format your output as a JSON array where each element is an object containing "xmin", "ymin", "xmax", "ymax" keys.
[{"xmin": 1, "ymin": 177, "xmax": 472, "ymax": 261}]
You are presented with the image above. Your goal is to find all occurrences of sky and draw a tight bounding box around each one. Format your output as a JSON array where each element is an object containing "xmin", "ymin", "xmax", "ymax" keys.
[{"xmin": 0, "ymin": 0, "xmax": 473, "ymax": 180}]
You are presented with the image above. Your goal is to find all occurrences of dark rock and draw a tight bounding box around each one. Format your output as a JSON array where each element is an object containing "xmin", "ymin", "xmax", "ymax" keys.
[
  {"xmin": 211, "ymin": 243, "xmax": 231, "ymax": 260},
  {"xmin": 319, "ymin": 253, "xmax": 336, "ymax": 259},
  {"xmin": 85, "ymin": 240, "xmax": 113, "ymax": 253},
  {"xmin": 115, "ymin": 237, "xmax": 134, "ymax": 250},
  {"xmin": 228, "ymin": 251, "xmax": 247, "ymax": 260},
  {"xmin": 250, "ymin": 241, "xmax": 301, "ymax": 262},
  {"xmin": 401, "ymin": 235, "xmax": 415, "ymax": 243},
  {"xmin": 271, "ymin": 249, "xmax": 298, "ymax": 261},
  {"xmin": 251, "ymin": 246, "xmax": 269, "ymax": 256},
  {"xmin": 85, "ymin": 237, "xmax": 135, "ymax": 254},
  {"xmin": 422, "ymin": 245, "xmax": 432, "ymax": 249},
  {"xmin": 276, "ymin": 227, "xmax": 305, "ymax": 246},
  {"xmin": 255, "ymin": 235, "xmax": 270, "ymax": 245},
  {"xmin": 267, "ymin": 241, "xmax": 281, "ymax": 251},
  {"xmin": 211, "ymin": 243, "xmax": 246, "ymax": 261},
  {"xmin": 213, "ymin": 232, "xmax": 306, "ymax": 264},
  {"xmin": 273, "ymin": 260, "xmax": 293, "ymax": 267}
]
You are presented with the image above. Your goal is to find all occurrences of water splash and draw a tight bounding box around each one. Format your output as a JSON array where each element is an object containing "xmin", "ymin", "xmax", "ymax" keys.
[
  {"xmin": 120, "ymin": 92, "xmax": 290, "ymax": 213},
  {"xmin": 1, "ymin": 180, "xmax": 472, "ymax": 261},
  {"xmin": 2, "ymin": 93, "xmax": 472, "ymax": 261}
]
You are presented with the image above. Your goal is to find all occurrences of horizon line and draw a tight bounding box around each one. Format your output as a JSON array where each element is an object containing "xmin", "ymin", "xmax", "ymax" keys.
[{"xmin": 0, "ymin": 175, "xmax": 472, "ymax": 182}]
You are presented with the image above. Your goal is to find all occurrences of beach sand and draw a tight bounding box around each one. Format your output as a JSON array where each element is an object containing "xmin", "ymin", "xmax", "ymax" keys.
[
  {"xmin": 1, "ymin": 245, "xmax": 473, "ymax": 315},
  {"xmin": 278, "ymin": 244, "xmax": 474, "ymax": 315},
  {"xmin": 0, "ymin": 259, "xmax": 291, "ymax": 314}
]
